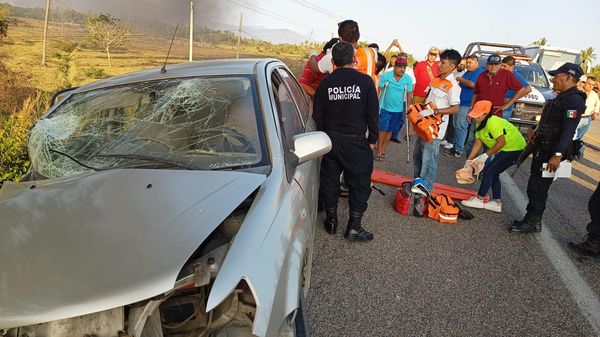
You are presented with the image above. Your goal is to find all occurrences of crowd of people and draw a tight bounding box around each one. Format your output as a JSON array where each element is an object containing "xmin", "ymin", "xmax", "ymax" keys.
[{"xmin": 301, "ymin": 19, "xmax": 600, "ymax": 257}]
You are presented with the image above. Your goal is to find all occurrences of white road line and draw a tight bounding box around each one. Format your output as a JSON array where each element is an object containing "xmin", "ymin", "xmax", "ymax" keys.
[{"xmin": 500, "ymin": 172, "xmax": 600, "ymax": 336}]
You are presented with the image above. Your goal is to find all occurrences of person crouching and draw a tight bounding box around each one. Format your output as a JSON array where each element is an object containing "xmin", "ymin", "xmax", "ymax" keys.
[{"xmin": 461, "ymin": 100, "xmax": 526, "ymax": 212}]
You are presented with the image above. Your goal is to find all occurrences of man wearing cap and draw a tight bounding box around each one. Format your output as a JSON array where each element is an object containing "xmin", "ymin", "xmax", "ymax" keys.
[
  {"xmin": 313, "ymin": 41, "xmax": 379, "ymax": 242},
  {"xmin": 511, "ymin": 63, "xmax": 586, "ymax": 233},
  {"xmin": 376, "ymin": 56, "xmax": 413, "ymax": 160},
  {"xmin": 412, "ymin": 47, "xmax": 440, "ymax": 104},
  {"xmin": 464, "ymin": 54, "xmax": 530, "ymax": 155},
  {"xmin": 461, "ymin": 100, "xmax": 526, "ymax": 213}
]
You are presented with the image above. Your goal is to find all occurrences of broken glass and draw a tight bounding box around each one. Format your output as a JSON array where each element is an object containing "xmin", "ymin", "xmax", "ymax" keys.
[{"xmin": 29, "ymin": 76, "xmax": 266, "ymax": 179}]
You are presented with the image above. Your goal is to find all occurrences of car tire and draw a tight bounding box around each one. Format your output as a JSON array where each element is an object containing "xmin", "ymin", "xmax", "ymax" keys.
[{"xmin": 294, "ymin": 290, "xmax": 311, "ymax": 337}]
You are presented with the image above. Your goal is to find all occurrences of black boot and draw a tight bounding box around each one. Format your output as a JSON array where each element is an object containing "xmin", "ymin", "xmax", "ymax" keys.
[
  {"xmin": 324, "ymin": 208, "xmax": 338, "ymax": 234},
  {"xmin": 569, "ymin": 233, "xmax": 600, "ymax": 256},
  {"xmin": 510, "ymin": 214, "xmax": 542, "ymax": 233},
  {"xmin": 344, "ymin": 211, "xmax": 374, "ymax": 241}
]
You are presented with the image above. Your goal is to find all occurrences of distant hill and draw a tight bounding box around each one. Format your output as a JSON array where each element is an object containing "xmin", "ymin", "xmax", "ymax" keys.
[{"xmin": 2, "ymin": 0, "xmax": 317, "ymax": 44}]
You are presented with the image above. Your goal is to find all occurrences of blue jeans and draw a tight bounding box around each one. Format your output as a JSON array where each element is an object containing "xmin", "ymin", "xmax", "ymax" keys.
[
  {"xmin": 465, "ymin": 122, "xmax": 476, "ymax": 157},
  {"xmin": 478, "ymin": 150, "xmax": 522, "ymax": 200},
  {"xmin": 502, "ymin": 107, "xmax": 513, "ymax": 120},
  {"xmin": 413, "ymin": 138, "xmax": 441, "ymax": 191},
  {"xmin": 390, "ymin": 110, "xmax": 406, "ymax": 139},
  {"xmin": 452, "ymin": 105, "xmax": 470, "ymax": 154},
  {"xmin": 575, "ymin": 116, "xmax": 591, "ymax": 140}
]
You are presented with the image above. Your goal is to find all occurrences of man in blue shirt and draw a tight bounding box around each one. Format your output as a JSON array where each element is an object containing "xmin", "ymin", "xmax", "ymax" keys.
[
  {"xmin": 445, "ymin": 54, "xmax": 483, "ymax": 157},
  {"xmin": 376, "ymin": 57, "xmax": 413, "ymax": 161},
  {"xmin": 501, "ymin": 55, "xmax": 531, "ymax": 120}
]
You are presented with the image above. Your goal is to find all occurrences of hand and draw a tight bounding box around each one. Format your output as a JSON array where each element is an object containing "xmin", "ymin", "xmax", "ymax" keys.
[
  {"xmin": 464, "ymin": 159, "xmax": 475, "ymax": 168},
  {"xmin": 370, "ymin": 143, "xmax": 375, "ymax": 151},
  {"xmin": 547, "ymin": 155, "xmax": 561, "ymax": 172},
  {"xmin": 475, "ymin": 153, "xmax": 489, "ymax": 164},
  {"xmin": 419, "ymin": 109, "xmax": 434, "ymax": 118},
  {"xmin": 499, "ymin": 104, "xmax": 510, "ymax": 112},
  {"xmin": 527, "ymin": 128, "xmax": 536, "ymax": 142},
  {"xmin": 308, "ymin": 49, "xmax": 318, "ymax": 58}
]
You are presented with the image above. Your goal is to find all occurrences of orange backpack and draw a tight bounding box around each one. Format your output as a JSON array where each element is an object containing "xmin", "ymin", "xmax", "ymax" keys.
[
  {"xmin": 407, "ymin": 103, "xmax": 443, "ymax": 142},
  {"xmin": 427, "ymin": 193, "xmax": 460, "ymax": 224}
]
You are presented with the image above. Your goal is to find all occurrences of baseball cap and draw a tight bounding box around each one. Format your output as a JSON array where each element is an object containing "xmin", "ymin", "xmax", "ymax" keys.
[
  {"xmin": 487, "ymin": 54, "xmax": 502, "ymax": 65},
  {"xmin": 428, "ymin": 47, "xmax": 440, "ymax": 55},
  {"xmin": 579, "ymin": 75, "xmax": 588, "ymax": 82},
  {"xmin": 395, "ymin": 57, "xmax": 408, "ymax": 67},
  {"xmin": 548, "ymin": 62, "xmax": 584, "ymax": 79},
  {"xmin": 468, "ymin": 100, "xmax": 492, "ymax": 118}
]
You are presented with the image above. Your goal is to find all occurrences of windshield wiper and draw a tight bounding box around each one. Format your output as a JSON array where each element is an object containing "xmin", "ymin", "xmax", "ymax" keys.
[
  {"xmin": 94, "ymin": 153, "xmax": 194, "ymax": 170},
  {"xmin": 49, "ymin": 147, "xmax": 102, "ymax": 171}
]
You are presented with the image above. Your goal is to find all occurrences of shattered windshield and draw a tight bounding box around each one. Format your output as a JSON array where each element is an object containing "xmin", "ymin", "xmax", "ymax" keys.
[{"xmin": 29, "ymin": 76, "xmax": 266, "ymax": 179}]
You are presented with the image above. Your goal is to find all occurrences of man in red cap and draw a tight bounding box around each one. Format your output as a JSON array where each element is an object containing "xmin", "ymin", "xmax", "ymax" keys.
[{"xmin": 413, "ymin": 47, "xmax": 440, "ymax": 104}]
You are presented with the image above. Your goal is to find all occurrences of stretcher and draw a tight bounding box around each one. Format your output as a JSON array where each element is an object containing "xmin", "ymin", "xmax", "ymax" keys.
[{"xmin": 371, "ymin": 168, "xmax": 489, "ymax": 202}]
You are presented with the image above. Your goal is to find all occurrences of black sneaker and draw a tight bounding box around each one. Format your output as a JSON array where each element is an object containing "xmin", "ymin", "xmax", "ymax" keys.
[
  {"xmin": 344, "ymin": 227, "xmax": 374, "ymax": 241},
  {"xmin": 569, "ymin": 234, "xmax": 600, "ymax": 256},
  {"xmin": 390, "ymin": 138, "xmax": 401, "ymax": 144}
]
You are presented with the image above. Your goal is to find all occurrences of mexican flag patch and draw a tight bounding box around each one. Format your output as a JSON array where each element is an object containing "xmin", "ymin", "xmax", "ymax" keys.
[{"xmin": 566, "ymin": 110, "xmax": 578, "ymax": 119}]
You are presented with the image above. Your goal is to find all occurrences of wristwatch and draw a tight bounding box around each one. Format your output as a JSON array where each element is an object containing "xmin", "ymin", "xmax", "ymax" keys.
[{"xmin": 554, "ymin": 152, "xmax": 562, "ymax": 157}]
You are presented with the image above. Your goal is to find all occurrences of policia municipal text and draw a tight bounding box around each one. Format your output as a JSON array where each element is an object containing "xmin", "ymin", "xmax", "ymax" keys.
[{"xmin": 313, "ymin": 41, "xmax": 379, "ymax": 241}]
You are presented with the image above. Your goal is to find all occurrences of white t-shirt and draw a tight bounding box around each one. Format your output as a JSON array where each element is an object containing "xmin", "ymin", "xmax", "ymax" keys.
[
  {"xmin": 425, "ymin": 72, "xmax": 461, "ymax": 140},
  {"xmin": 583, "ymin": 90, "xmax": 600, "ymax": 117}
]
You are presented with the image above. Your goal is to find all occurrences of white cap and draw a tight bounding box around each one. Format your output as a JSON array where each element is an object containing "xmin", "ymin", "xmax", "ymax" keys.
[{"xmin": 580, "ymin": 75, "xmax": 588, "ymax": 82}]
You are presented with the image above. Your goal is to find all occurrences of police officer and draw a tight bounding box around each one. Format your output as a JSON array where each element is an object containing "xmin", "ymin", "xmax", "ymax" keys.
[
  {"xmin": 313, "ymin": 41, "xmax": 379, "ymax": 241},
  {"xmin": 511, "ymin": 63, "xmax": 586, "ymax": 233}
]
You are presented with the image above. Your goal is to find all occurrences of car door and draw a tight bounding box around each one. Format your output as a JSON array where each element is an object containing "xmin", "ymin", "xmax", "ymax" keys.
[{"xmin": 274, "ymin": 67, "xmax": 320, "ymax": 222}]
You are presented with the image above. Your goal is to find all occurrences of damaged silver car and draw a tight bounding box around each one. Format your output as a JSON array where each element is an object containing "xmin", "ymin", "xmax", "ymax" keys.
[{"xmin": 0, "ymin": 59, "xmax": 331, "ymax": 337}]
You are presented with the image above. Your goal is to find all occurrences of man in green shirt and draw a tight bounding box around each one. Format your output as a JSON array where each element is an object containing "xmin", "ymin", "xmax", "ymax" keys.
[{"xmin": 460, "ymin": 100, "xmax": 526, "ymax": 212}]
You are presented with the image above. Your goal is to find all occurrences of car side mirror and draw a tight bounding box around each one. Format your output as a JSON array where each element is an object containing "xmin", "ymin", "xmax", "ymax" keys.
[
  {"xmin": 291, "ymin": 131, "xmax": 331, "ymax": 165},
  {"xmin": 50, "ymin": 87, "xmax": 78, "ymax": 107}
]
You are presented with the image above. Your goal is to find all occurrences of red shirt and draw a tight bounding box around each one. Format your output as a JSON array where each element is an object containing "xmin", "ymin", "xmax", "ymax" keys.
[
  {"xmin": 474, "ymin": 69, "xmax": 524, "ymax": 116},
  {"xmin": 413, "ymin": 60, "xmax": 439, "ymax": 97},
  {"xmin": 300, "ymin": 52, "xmax": 328, "ymax": 91}
]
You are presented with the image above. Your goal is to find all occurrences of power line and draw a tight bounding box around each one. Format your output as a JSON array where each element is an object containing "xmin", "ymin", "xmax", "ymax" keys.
[{"xmin": 287, "ymin": 0, "xmax": 341, "ymax": 20}]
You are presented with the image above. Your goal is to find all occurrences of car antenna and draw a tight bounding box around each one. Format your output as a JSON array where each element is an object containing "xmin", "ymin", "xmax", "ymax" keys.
[{"xmin": 161, "ymin": 23, "xmax": 179, "ymax": 74}]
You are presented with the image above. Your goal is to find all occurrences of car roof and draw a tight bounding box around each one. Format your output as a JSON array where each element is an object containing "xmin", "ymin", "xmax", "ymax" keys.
[
  {"xmin": 79, "ymin": 58, "xmax": 279, "ymax": 92},
  {"xmin": 525, "ymin": 45, "xmax": 580, "ymax": 54}
]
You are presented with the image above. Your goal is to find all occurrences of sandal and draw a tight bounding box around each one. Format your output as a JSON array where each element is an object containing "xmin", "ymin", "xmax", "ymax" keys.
[{"xmin": 374, "ymin": 155, "xmax": 384, "ymax": 162}]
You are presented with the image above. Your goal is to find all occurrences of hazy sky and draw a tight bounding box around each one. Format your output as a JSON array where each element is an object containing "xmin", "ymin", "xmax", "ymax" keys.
[{"xmin": 221, "ymin": 0, "xmax": 599, "ymax": 65}]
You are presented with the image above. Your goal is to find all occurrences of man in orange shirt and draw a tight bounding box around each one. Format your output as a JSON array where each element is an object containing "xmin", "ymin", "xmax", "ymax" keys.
[
  {"xmin": 413, "ymin": 47, "xmax": 440, "ymax": 104},
  {"xmin": 308, "ymin": 20, "xmax": 378, "ymax": 83}
]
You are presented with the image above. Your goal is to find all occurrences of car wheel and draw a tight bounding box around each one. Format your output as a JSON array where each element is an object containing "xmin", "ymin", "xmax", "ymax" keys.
[{"xmin": 294, "ymin": 290, "xmax": 311, "ymax": 337}]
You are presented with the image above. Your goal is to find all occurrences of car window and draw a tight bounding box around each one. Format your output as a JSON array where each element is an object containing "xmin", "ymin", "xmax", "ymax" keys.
[
  {"xmin": 271, "ymin": 72, "xmax": 304, "ymax": 152},
  {"xmin": 277, "ymin": 68, "xmax": 309, "ymax": 123},
  {"xmin": 29, "ymin": 76, "xmax": 267, "ymax": 178}
]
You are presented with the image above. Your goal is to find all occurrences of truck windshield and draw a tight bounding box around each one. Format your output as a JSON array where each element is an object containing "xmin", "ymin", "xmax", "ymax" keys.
[
  {"xmin": 515, "ymin": 65, "xmax": 550, "ymax": 89},
  {"xmin": 29, "ymin": 76, "xmax": 267, "ymax": 179}
]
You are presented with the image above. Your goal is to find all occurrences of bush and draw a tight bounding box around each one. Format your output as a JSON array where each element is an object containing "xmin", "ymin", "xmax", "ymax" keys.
[
  {"xmin": 0, "ymin": 93, "xmax": 49, "ymax": 183},
  {"xmin": 81, "ymin": 66, "xmax": 107, "ymax": 79}
]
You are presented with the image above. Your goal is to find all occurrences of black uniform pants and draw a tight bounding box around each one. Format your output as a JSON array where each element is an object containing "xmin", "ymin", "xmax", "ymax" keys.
[
  {"xmin": 320, "ymin": 132, "xmax": 373, "ymax": 214},
  {"xmin": 588, "ymin": 181, "xmax": 600, "ymax": 236},
  {"xmin": 526, "ymin": 150, "xmax": 555, "ymax": 216}
]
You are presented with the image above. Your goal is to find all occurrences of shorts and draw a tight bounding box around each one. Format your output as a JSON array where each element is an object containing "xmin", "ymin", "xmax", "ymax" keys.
[{"xmin": 379, "ymin": 108, "xmax": 402, "ymax": 132}]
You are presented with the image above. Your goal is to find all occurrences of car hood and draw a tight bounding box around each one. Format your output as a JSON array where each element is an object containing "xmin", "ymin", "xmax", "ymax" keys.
[
  {"xmin": 0, "ymin": 169, "xmax": 265, "ymax": 329},
  {"xmin": 519, "ymin": 86, "xmax": 556, "ymax": 104}
]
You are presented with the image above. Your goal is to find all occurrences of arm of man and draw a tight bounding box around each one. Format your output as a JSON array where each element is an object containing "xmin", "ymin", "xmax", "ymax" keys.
[
  {"xmin": 548, "ymin": 98, "xmax": 585, "ymax": 171},
  {"xmin": 366, "ymin": 80, "xmax": 380, "ymax": 145},
  {"xmin": 500, "ymin": 72, "xmax": 528, "ymax": 110},
  {"xmin": 300, "ymin": 83, "xmax": 316, "ymax": 97},
  {"xmin": 457, "ymin": 76, "xmax": 476, "ymax": 88}
]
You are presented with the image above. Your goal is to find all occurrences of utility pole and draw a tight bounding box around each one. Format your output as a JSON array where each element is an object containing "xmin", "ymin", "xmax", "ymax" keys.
[
  {"xmin": 41, "ymin": 0, "xmax": 50, "ymax": 66},
  {"xmin": 188, "ymin": 1, "xmax": 194, "ymax": 62},
  {"xmin": 236, "ymin": 12, "xmax": 243, "ymax": 59}
]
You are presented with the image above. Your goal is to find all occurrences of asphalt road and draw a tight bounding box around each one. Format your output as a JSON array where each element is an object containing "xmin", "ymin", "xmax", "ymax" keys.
[{"xmin": 306, "ymin": 125, "xmax": 600, "ymax": 337}]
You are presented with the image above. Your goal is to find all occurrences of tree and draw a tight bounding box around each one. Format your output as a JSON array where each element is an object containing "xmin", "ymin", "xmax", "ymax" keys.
[
  {"xmin": 87, "ymin": 14, "xmax": 131, "ymax": 67},
  {"xmin": 531, "ymin": 37, "xmax": 548, "ymax": 46},
  {"xmin": 581, "ymin": 47, "xmax": 596, "ymax": 73},
  {"xmin": 0, "ymin": 4, "xmax": 14, "ymax": 42}
]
